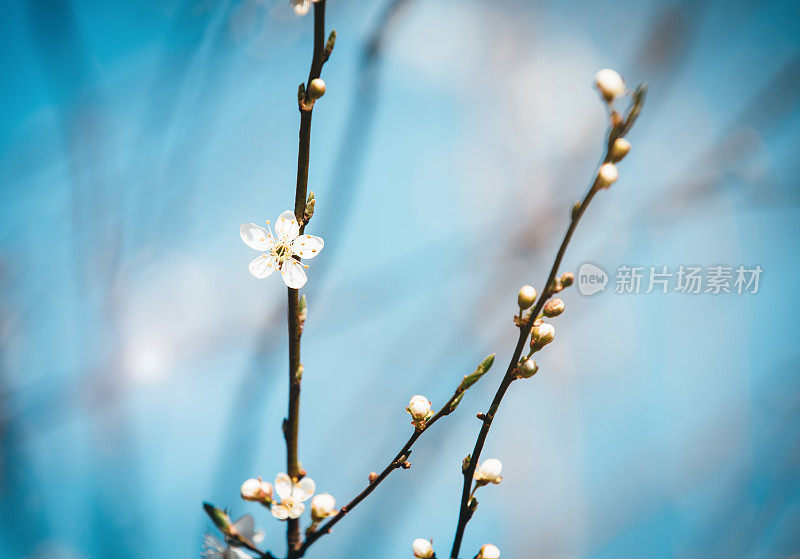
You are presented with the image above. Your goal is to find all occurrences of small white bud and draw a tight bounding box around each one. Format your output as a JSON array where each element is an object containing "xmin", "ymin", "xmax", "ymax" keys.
[
  {"xmin": 597, "ymin": 163, "xmax": 619, "ymax": 188},
  {"xmin": 308, "ymin": 78, "xmax": 326, "ymax": 100},
  {"xmin": 406, "ymin": 395, "xmax": 432, "ymax": 421},
  {"xmin": 311, "ymin": 493, "xmax": 337, "ymax": 521},
  {"xmin": 594, "ymin": 68, "xmax": 625, "ymax": 102},
  {"xmin": 478, "ymin": 544, "xmax": 500, "ymax": 559},
  {"xmin": 241, "ymin": 478, "xmax": 273, "ymax": 503},
  {"xmin": 517, "ymin": 285, "xmax": 537, "ymax": 310},
  {"xmin": 610, "ymin": 138, "xmax": 631, "ymax": 162},
  {"xmin": 474, "ymin": 458, "xmax": 503, "ymax": 484},
  {"xmin": 530, "ymin": 323, "xmax": 555, "ymax": 350},
  {"xmin": 412, "ymin": 538, "xmax": 434, "ymax": 558}
]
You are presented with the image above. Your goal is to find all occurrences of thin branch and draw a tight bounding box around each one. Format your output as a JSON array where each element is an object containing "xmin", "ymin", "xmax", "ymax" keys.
[
  {"xmin": 299, "ymin": 387, "xmax": 468, "ymax": 555},
  {"xmin": 285, "ymin": 2, "xmax": 332, "ymax": 557},
  {"xmin": 448, "ymin": 88, "xmax": 647, "ymax": 559}
]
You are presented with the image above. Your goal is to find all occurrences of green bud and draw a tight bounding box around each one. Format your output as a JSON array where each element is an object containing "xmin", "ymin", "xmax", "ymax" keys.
[
  {"xmin": 324, "ymin": 30, "xmax": 336, "ymax": 59},
  {"xmin": 458, "ymin": 354, "xmax": 496, "ymax": 393},
  {"xmin": 462, "ymin": 454, "xmax": 471, "ymax": 472},
  {"xmin": 304, "ymin": 192, "xmax": 315, "ymax": 222},
  {"xmin": 517, "ymin": 358, "xmax": 538, "ymax": 379},
  {"xmin": 203, "ymin": 502, "xmax": 231, "ymax": 532},
  {"xmin": 448, "ymin": 392, "xmax": 464, "ymax": 414}
]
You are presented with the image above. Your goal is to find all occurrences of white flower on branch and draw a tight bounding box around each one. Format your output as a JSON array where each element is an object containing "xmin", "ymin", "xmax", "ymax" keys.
[
  {"xmin": 271, "ymin": 473, "xmax": 315, "ymax": 520},
  {"xmin": 474, "ymin": 458, "xmax": 503, "ymax": 485},
  {"xmin": 594, "ymin": 68, "xmax": 625, "ymax": 102},
  {"xmin": 530, "ymin": 322, "xmax": 555, "ymax": 351},
  {"xmin": 412, "ymin": 538, "xmax": 434, "ymax": 558},
  {"xmin": 311, "ymin": 492, "xmax": 337, "ymax": 521},
  {"xmin": 477, "ymin": 543, "xmax": 501, "ymax": 559},
  {"xmin": 240, "ymin": 210, "xmax": 324, "ymax": 289}
]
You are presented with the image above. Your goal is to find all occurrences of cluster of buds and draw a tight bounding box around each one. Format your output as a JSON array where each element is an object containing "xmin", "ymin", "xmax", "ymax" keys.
[
  {"xmin": 412, "ymin": 538, "xmax": 434, "ymax": 558},
  {"xmin": 407, "ymin": 395, "xmax": 434, "ymax": 430},
  {"xmin": 473, "ymin": 458, "xmax": 503, "ymax": 486},
  {"xmin": 477, "ymin": 544, "xmax": 501, "ymax": 559}
]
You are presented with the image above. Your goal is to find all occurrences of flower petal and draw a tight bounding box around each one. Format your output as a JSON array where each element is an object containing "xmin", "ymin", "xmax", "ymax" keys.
[
  {"xmin": 232, "ymin": 515, "xmax": 255, "ymax": 539},
  {"xmin": 281, "ymin": 259, "xmax": 308, "ymax": 289},
  {"xmin": 288, "ymin": 501, "xmax": 306, "ymax": 519},
  {"xmin": 240, "ymin": 223, "xmax": 274, "ymax": 251},
  {"xmin": 252, "ymin": 530, "xmax": 265, "ymax": 544},
  {"xmin": 275, "ymin": 210, "xmax": 300, "ymax": 243},
  {"xmin": 292, "ymin": 477, "xmax": 315, "ymax": 502},
  {"xmin": 275, "ymin": 473, "xmax": 292, "ymax": 500},
  {"xmin": 271, "ymin": 504, "xmax": 290, "ymax": 520},
  {"xmin": 249, "ymin": 255, "xmax": 277, "ymax": 279},
  {"xmin": 290, "ymin": 235, "xmax": 324, "ymax": 260}
]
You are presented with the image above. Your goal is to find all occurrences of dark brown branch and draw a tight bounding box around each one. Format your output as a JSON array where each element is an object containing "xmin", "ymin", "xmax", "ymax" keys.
[
  {"xmin": 448, "ymin": 88, "xmax": 647, "ymax": 559},
  {"xmin": 286, "ymin": 2, "xmax": 331, "ymax": 558}
]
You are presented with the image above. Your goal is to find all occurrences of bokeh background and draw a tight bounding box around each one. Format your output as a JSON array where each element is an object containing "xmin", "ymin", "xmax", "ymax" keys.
[{"xmin": 2, "ymin": 0, "xmax": 799, "ymax": 557}]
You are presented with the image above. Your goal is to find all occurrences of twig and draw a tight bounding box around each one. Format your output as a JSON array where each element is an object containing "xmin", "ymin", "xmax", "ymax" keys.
[
  {"xmin": 285, "ymin": 2, "xmax": 332, "ymax": 557},
  {"xmin": 448, "ymin": 87, "xmax": 647, "ymax": 559},
  {"xmin": 299, "ymin": 387, "xmax": 469, "ymax": 556}
]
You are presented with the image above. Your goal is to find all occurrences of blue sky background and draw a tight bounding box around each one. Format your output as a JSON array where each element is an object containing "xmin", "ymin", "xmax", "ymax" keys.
[{"xmin": 1, "ymin": 0, "xmax": 799, "ymax": 558}]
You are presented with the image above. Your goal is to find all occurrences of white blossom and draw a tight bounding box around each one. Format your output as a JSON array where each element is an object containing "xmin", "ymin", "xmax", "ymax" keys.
[
  {"xmin": 201, "ymin": 534, "xmax": 251, "ymax": 559},
  {"xmin": 240, "ymin": 210, "xmax": 324, "ymax": 289},
  {"xmin": 478, "ymin": 544, "xmax": 500, "ymax": 559},
  {"xmin": 271, "ymin": 473, "xmax": 315, "ymax": 520},
  {"xmin": 474, "ymin": 458, "xmax": 503, "ymax": 484},
  {"xmin": 311, "ymin": 492, "xmax": 337, "ymax": 521},
  {"xmin": 412, "ymin": 538, "xmax": 434, "ymax": 558}
]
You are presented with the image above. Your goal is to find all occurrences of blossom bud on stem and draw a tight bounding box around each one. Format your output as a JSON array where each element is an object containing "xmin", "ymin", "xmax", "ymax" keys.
[
  {"xmin": 412, "ymin": 538, "xmax": 434, "ymax": 558},
  {"xmin": 597, "ymin": 163, "xmax": 619, "ymax": 188},
  {"xmin": 530, "ymin": 323, "xmax": 555, "ymax": 352},
  {"xmin": 610, "ymin": 138, "xmax": 631, "ymax": 162},
  {"xmin": 309, "ymin": 78, "xmax": 326, "ymax": 100},
  {"xmin": 477, "ymin": 543, "xmax": 501, "ymax": 559},
  {"xmin": 543, "ymin": 298, "xmax": 565, "ymax": 317},
  {"xmin": 517, "ymin": 285, "xmax": 537, "ymax": 310}
]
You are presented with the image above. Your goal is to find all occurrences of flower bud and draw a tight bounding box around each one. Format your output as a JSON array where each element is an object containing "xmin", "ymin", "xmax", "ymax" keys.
[
  {"xmin": 517, "ymin": 358, "xmax": 538, "ymax": 379},
  {"xmin": 543, "ymin": 298, "xmax": 565, "ymax": 317},
  {"xmin": 311, "ymin": 493, "xmax": 337, "ymax": 521},
  {"xmin": 610, "ymin": 138, "xmax": 631, "ymax": 162},
  {"xmin": 517, "ymin": 285, "xmax": 537, "ymax": 309},
  {"xmin": 478, "ymin": 544, "xmax": 500, "ymax": 559},
  {"xmin": 412, "ymin": 538, "xmax": 434, "ymax": 558},
  {"xmin": 594, "ymin": 68, "xmax": 625, "ymax": 102},
  {"xmin": 530, "ymin": 323, "xmax": 555, "ymax": 351},
  {"xmin": 560, "ymin": 272, "xmax": 574, "ymax": 287},
  {"xmin": 474, "ymin": 458, "xmax": 503, "ymax": 484},
  {"xmin": 240, "ymin": 478, "xmax": 273, "ymax": 503},
  {"xmin": 406, "ymin": 395, "xmax": 432, "ymax": 421},
  {"xmin": 308, "ymin": 78, "xmax": 326, "ymax": 100},
  {"xmin": 597, "ymin": 163, "xmax": 619, "ymax": 188}
]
